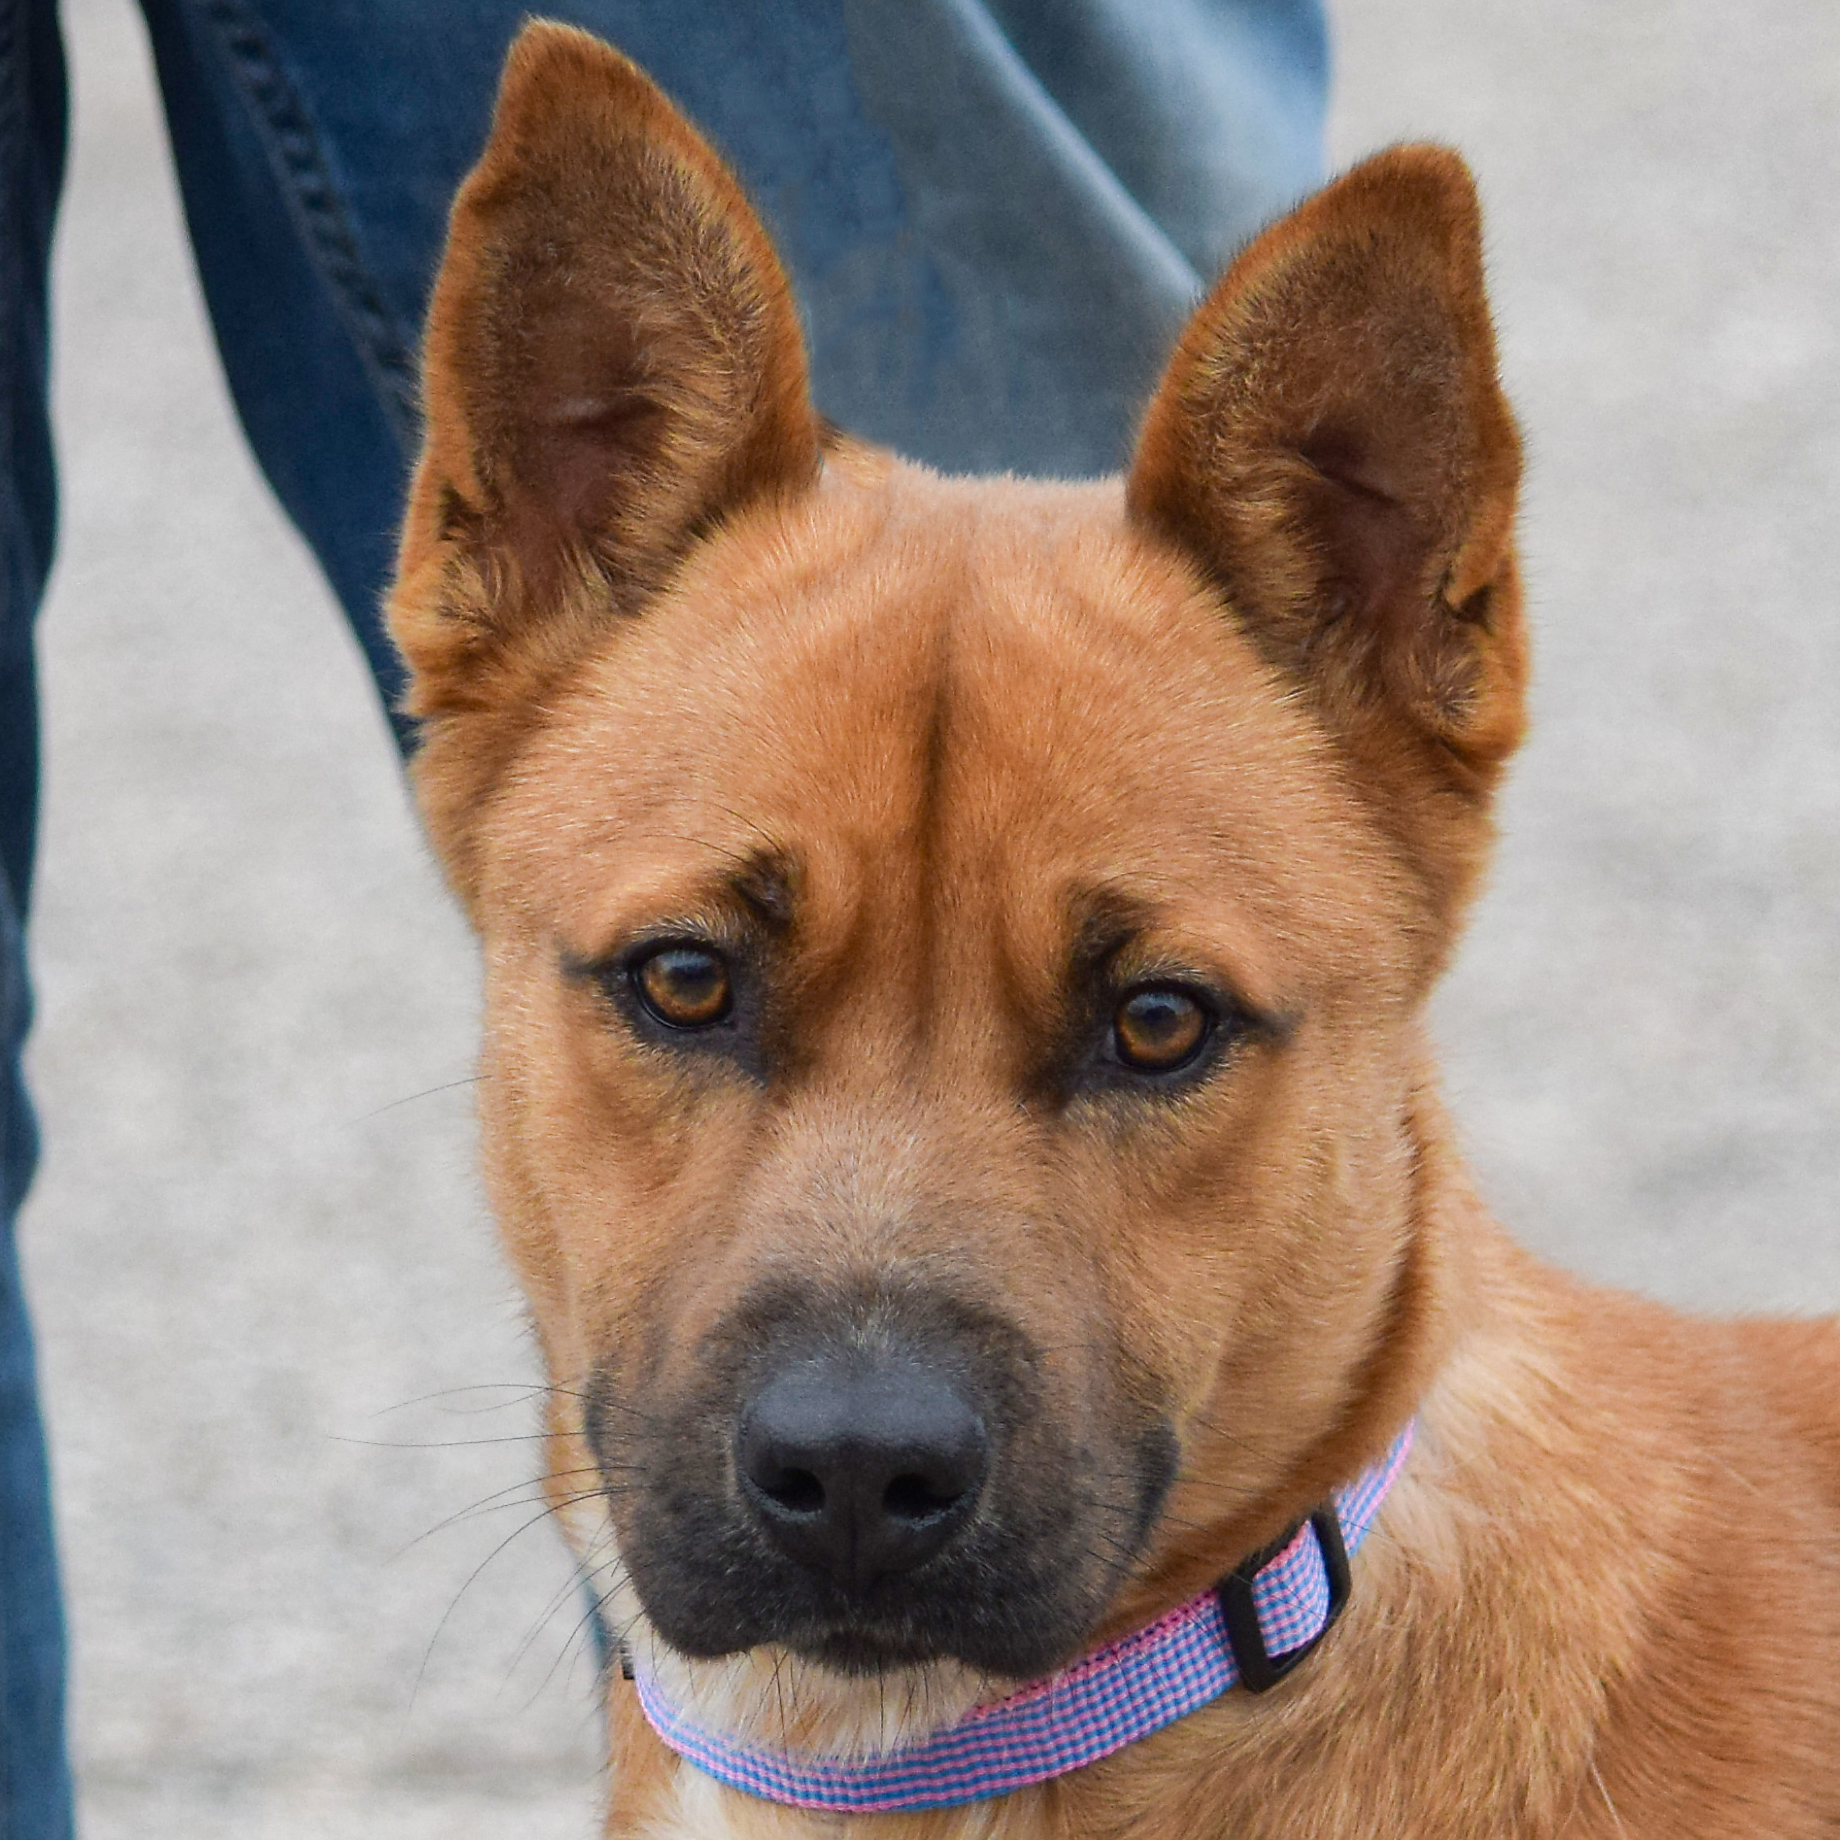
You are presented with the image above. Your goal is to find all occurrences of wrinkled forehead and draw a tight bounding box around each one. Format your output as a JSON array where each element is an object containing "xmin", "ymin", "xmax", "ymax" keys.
[{"xmin": 482, "ymin": 472, "xmax": 1409, "ymax": 990}]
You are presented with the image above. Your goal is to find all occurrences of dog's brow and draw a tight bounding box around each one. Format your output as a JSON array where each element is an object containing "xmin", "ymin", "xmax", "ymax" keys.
[
  {"xmin": 728, "ymin": 853, "xmax": 796, "ymax": 932},
  {"xmin": 1069, "ymin": 889, "xmax": 1154, "ymax": 974}
]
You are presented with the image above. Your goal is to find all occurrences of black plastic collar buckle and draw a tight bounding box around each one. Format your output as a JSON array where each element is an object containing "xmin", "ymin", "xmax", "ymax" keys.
[{"xmin": 1217, "ymin": 1502, "xmax": 1352, "ymax": 1694}]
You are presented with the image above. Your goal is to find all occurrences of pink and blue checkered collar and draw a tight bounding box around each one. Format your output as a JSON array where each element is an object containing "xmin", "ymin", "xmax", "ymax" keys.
[{"xmin": 631, "ymin": 1421, "xmax": 1415, "ymax": 1815}]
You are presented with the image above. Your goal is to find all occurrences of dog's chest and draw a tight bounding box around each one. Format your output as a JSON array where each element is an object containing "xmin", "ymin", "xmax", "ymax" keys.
[
  {"xmin": 646, "ymin": 1762, "xmax": 1013, "ymax": 1840},
  {"xmin": 647, "ymin": 1766, "xmax": 847, "ymax": 1840}
]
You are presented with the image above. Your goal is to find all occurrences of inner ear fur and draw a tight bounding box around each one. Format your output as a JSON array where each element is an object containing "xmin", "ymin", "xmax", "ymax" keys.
[
  {"xmin": 1128, "ymin": 146, "xmax": 1525, "ymax": 938},
  {"xmin": 389, "ymin": 21, "xmax": 819, "ymax": 730}
]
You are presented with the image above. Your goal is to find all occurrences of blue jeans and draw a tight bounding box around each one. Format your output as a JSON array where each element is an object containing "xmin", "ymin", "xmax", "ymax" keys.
[{"xmin": 0, "ymin": 0, "xmax": 1326, "ymax": 1826}]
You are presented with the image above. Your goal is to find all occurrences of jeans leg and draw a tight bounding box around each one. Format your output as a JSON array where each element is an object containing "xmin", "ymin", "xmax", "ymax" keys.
[
  {"xmin": 135, "ymin": 0, "xmax": 419, "ymax": 747},
  {"xmin": 132, "ymin": 0, "xmax": 1328, "ymax": 733},
  {"xmin": 0, "ymin": 0, "xmax": 73, "ymax": 1832}
]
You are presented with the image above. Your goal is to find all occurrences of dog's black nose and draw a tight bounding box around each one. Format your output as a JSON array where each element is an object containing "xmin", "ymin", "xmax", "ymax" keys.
[{"xmin": 737, "ymin": 1353, "xmax": 988, "ymax": 1592}]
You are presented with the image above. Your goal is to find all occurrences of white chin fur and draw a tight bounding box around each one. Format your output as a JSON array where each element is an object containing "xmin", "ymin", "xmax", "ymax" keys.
[
  {"xmin": 555, "ymin": 1493, "xmax": 995, "ymax": 1758},
  {"xmin": 640, "ymin": 1636, "xmax": 994, "ymax": 1759}
]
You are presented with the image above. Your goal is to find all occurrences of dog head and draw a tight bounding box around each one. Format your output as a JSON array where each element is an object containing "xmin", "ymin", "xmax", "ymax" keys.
[{"xmin": 390, "ymin": 22, "xmax": 1522, "ymax": 1715}]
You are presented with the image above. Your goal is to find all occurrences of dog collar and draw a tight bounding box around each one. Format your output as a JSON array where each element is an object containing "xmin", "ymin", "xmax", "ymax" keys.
[{"xmin": 631, "ymin": 1421, "xmax": 1414, "ymax": 1814}]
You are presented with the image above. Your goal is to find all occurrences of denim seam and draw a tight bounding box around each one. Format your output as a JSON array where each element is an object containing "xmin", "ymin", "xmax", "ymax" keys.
[{"xmin": 193, "ymin": 0, "xmax": 421, "ymax": 449}]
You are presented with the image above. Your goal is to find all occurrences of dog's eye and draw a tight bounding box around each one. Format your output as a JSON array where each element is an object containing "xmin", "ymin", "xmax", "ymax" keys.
[
  {"xmin": 1113, "ymin": 986, "xmax": 1210, "ymax": 1073},
  {"xmin": 633, "ymin": 945, "xmax": 733, "ymax": 1029}
]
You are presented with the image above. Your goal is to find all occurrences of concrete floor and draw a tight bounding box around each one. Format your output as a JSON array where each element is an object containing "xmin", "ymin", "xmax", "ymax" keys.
[{"xmin": 20, "ymin": 0, "xmax": 1840, "ymax": 1831}]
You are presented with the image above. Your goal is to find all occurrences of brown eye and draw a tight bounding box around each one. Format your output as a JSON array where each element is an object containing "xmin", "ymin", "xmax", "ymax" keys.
[
  {"xmin": 1113, "ymin": 986, "xmax": 1210, "ymax": 1072},
  {"xmin": 634, "ymin": 945, "xmax": 733, "ymax": 1029}
]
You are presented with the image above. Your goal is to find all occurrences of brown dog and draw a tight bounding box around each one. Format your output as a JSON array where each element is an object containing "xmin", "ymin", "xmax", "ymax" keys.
[{"xmin": 387, "ymin": 22, "xmax": 1840, "ymax": 1839}]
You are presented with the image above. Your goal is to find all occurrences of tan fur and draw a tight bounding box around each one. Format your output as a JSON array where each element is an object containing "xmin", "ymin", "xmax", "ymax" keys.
[{"xmin": 389, "ymin": 23, "xmax": 1840, "ymax": 1838}]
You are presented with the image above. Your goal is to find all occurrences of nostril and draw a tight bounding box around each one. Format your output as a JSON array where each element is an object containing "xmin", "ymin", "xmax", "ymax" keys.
[
  {"xmin": 883, "ymin": 1472, "xmax": 963, "ymax": 1524},
  {"xmin": 761, "ymin": 1466, "xmax": 825, "ymax": 1516}
]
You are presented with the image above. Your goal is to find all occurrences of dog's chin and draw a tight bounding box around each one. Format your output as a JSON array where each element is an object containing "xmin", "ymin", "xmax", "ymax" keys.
[
  {"xmin": 642, "ymin": 1633, "xmax": 1006, "ymax": 1761},
  {"xmin": 561, "ymin": 1498, "xmax": 1022, "ymax": 1757},
  {"xmin": 647, "ymin": 1598, "xmax": 1088, "ymax": 1692},
  {"xmin": 792, "ymin": 1625, "xmax": 978, "ymax": 1678},
  {"xmin": 784, "ymin": 1610, "xmax": 1093, "ymax": 1684},
  {"xmin": 643, "ymin": 1571, "xmax": 1102, "ymax": 1686}
]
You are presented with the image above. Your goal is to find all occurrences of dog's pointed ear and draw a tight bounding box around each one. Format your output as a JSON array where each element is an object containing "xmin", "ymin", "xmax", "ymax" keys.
[
  {"xmin": 391, "ymin": 21, "xmax": 820, "ymax": 719},
  {"xmin": 1128, "ymin": 146, "xmax": 1525, "ymax": 928}
]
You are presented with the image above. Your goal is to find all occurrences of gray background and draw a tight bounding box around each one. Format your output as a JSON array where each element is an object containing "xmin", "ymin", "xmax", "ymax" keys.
[{"xmin": 22, "ymin": 0, "xmax": 1840, "ymax": 1832}]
